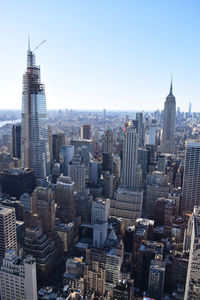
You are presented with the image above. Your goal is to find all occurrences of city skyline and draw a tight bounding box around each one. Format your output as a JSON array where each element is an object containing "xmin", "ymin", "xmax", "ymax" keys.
[
  {"xmin": 0, "ymin": 1, "xmax": 200, "ymax": 111},
  {"xmin": 1, "ymin": 2, "xmax": 200, "ymax": 299}
]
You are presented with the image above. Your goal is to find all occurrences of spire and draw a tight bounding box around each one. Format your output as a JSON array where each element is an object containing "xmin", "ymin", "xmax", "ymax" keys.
[
  {"xmin": 167, "ymin": 76, "xmax": 175, "ymax": 99},
  {"xmin": 170, "ymin": 76, "xmax": 173, "ymax": 95},
  {"xmin": 28, "ymin": 35, "xmax": 30, "ymax": 52},
  {"xmin": 27, "ymin": 37, "xmax": 35, "ymax": 68}
]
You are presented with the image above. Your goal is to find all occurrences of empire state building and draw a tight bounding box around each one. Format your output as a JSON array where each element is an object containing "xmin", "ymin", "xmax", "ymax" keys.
[
  {"xmin": 21, "ymin": 42, "xmax": 51, "ymax": 187},
  {"xmin": 160, "ymin": 81, "xmax": 176, "ymax": 154}
]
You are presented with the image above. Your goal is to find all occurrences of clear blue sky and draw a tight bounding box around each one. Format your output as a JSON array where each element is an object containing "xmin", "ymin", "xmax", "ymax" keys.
[{"xmin": 0, "ymin": 0, "xmax": 200, "ymax": 111}]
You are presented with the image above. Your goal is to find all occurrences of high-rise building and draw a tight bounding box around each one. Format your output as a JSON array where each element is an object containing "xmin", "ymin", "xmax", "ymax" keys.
[
  {"xmin": 59, "ymin": 145, "xmax": 74, "ymax": 176},
  {"xmin": 145, "ymin": 171, "xmax": 170, "ymax": 218},
  {"xmin": 21, "ymin": 42, "xmax": 51, "ymax": 187},
  {"xmin": 148, "ymin": 255, "xmax": 166, "ymax": 300},
  {"xmin": 136, "ymin": 112, "xmax": 143, "ymax": 147},
  {"xmin": 56, "ymin": 175, "xmax": 76, "ymax": 223},
  {"xmin": 31, "ymin": 186, "xmax": 56, "ymax": 234},
  {"xmin": 0, "ymin": 206, "xmax": 17, "ymax": 263},
  {"xmin": 188, "ymin": 102, "xmax": 192, "ymax": 117},
  {"xmin": 55, "ymin": 217, "xmax": 81, "ymax": 256},
  {"xmin": 160, "ymin": 81, "xmax": 176, "ymax": 154},
  {"xmin": 0, "ymin": 249, "xmax": 37, "ymax": 300},
  {"xmin": 24, "ymin": 226, "xmax": 63, "ymax": 283},
  {"xmin": 138, "ymin": 148, "xmax": 150, "ymax": 176},
  {"xmin": 157, "ymin": 154, "xmax": 166, "ymax": 172},
  {"xmin": 12, "ymin": 124, "xmax": 21, "ymax": 159},
  {"xmin": 71, "ymin": 139, "xmax": 94, "ymax": 156},
  {"xmin": 89, "ymin": 160, "xmax": 101, "ymax": 185},
  {"xmin": 93, "ymin": 222, "xmax": 107, "ymax": 248},
  {"xmin": 144, "ymin": 123, "xmax": 156, "ymax": 146},
  {"xmin": 51, "ymin": 162, "xmax": 60, "ymax": 184},
  {"xmin": 91, "ymin": 198, "xmax": 110, "ymax": 225},
  {"xmin": 20, "ymin": 193, "xmax": 31, "ymax": 212},
  {"xmin": 0, "ymin": 197, "xmax": 24, "ymax": 221},
  {"xmin": 102, "ymin": 152, "xmax": 113, "ymax": 173},
  {"xmin": 74, "ymin": 189, "xmax": 92, "ymax": 223},
  {"xmin": 184, "ymin": 206, "xmax": 200, "ymax": 300},
  {"xmin": 110, "ymin": 188, "xmax": 143, "ymax": 228},
  {"xmin": 0, "ymin": 153, "xmax": 19, "ymax": 172},
  {"xmin": 69, "ymin": 154, "xmax": 86, "ymax": 192},
  {"xmin": 113, "ymin": 280, "xmax": 134, "ymax": 300},
  {"xmin": 84, "ymin": 234, "xmax": 123, "ymax": 296},
  {"xmin": 122, "ymin": 124, "xmax": 140, "ymax": 188},
  {"xmin": 81, "ymin": 125, "xmax": 91, "ymax": 140},
  {"xmin": 48, "ymin": 125, "xmax": 53, "ymax": 164},
  {"xmin": 103, "ymin": 172, "xmax": 114, "ymax": 199},
  {"xmin": 52, "ymin": 132, "xmax": 65, "ymax": 162},
  {"xmin": 0, "ymin": 168, "xmax": 36, "ymax": 199},
  {"xmin": 181, "ymin": 142, "xmax": 200, "ymax": 214},
  {"xmin": 84, "ymin": 247, "xmax": 106, "ymax": 295},
  {"xmin": 104, "ymin": 129, "xmax": 113, "ymax": 153}
]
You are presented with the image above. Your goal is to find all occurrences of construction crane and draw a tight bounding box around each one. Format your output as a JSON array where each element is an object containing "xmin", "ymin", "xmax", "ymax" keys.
[{"xmin": 33, "ymin": 39, "xmax": 47, "ymax": 52}]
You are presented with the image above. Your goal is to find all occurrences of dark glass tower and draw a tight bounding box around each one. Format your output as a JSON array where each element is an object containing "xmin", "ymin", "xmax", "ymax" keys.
[
  {"xmin": 12, "ymin": 124, "xmax": 21, "ymax": 158},
  {"xmin": 21, "ymin": 42, "xmax": 51, "ymax": 187}
]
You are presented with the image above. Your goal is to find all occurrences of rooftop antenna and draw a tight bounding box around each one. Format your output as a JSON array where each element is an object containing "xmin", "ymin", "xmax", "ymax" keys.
[{"xmin": 33, "ymin": 39, "xmax": 47, "ymax": 52}]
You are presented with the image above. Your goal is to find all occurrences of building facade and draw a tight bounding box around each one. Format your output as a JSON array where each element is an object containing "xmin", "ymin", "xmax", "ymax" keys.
[
  {"xmin": 184, "ymin": 206, "xmax": 200, "ymax": 299},
  {"xmin": 0, "ymin": 249, "xmax": 37, "ymax": 300},
  {"xmin": 56, "ymin": 175, "xmax": 76, "ymax": 223},
  {"xmin": 181, "ymin": 142, "xmax": 200, "ymax": 214},
  {"xmin": 81, "ymin": 125, "xmax": 91, "ymax": 140},
  {"xmin": 122, "ymin": 124, "xmax": 141, "ymax": 188},
  {"xmin": 12, "ymin": 124, "xmax": 21, "ymax": 159},
  {"xmin": 0, "ymin": 206, "xmax": 17, "ymax": 263}
]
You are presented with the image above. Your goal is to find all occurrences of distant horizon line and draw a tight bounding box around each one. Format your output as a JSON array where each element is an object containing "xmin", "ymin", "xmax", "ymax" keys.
[{"xmin": 0, "ymin": 108, "xmax": 190, "ymax": 113}]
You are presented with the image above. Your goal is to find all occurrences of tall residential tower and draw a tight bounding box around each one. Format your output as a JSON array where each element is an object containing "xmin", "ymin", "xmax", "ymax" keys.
[{"xmin": 21, "ymin": 42, "xmax": 51, "ymax": 187}]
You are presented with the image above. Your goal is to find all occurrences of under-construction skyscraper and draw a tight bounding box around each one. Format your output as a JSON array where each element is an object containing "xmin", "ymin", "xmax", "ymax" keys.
[{"xmin": 21, "ymin": 42, "xmax": 51, "ymax": 187}]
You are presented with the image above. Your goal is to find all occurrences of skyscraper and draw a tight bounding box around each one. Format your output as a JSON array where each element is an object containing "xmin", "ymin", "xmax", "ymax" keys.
[
  {"xmin": 188, "ymin": 102, "xmax": 192, "ymax": 117},
  {"xmin": 12, "ymin": 124, "xmax": 21, "ymax": 159},
  {"xmin": 160, "ymin": 81, "xmax": 176, "ymax": 154},
  {"xmin": 148, "ymin": 255, "xmax": 165, "ymax": 300},
  {"xmin": 136, "ymin": 112, "xmax": 143, "ymax": 147},
  {"xmin": 56, "ymin": 175, "xmax": 76, "ymax": 223},
  {"xmin": 31, "ymin": 186, "xmax": 56, "ymax": 234},
  {"xmin": 0, "ymin": 250, "xmax": 37, "ymax": 300},
  {"xmin": 81, "ymin": 125, "xmax": 91, "ymax": 140},
  {"xmin": 0, "ymin": 206, "xmax": 17, "ymax": 264},
  {"xmin": 52, "ymin": 132, "xmax": 65, "ymax": 162},
  {"xmin": 69, "ymin": 154, "xmax": 86, "ymax": 192},
  {"xmin": 181, "ymin": 142, "xmax": 200, "ymax": 214},
  {"xmin": 122, "ymin": 124, "xmax": 140, "ymax": 188},
  {"xmin": 21, "ymin": 42, "xmax": 51, "ymax": 187},
  {"xmin": 59, "ymin": 145, "xmax": 75, "ymax": 176},
  {"xmin": 91, "ymin": 198, "xmax": 110, "ymax": 225},
  {"xmin": 184, "ymin": 206, "xmax": 200, "ymax": 300},
  {"xmin": 103, "ymin": 129, "xmax": 113, "ymax": 153}
]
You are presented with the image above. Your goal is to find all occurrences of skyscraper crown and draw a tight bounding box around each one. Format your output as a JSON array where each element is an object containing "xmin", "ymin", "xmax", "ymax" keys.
[
  {"xmin": 27, "ymin": 37, "xmax": 36, "ymax": 68},
  {"xmin": 167, "ymin": 78, "xmax": 175, "ymax": 100}
]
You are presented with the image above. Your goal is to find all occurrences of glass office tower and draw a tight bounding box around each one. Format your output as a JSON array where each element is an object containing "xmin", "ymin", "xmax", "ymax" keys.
[{"xmin": 21, "ymin": 44, "xmax": 51, "ymax": 187}]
